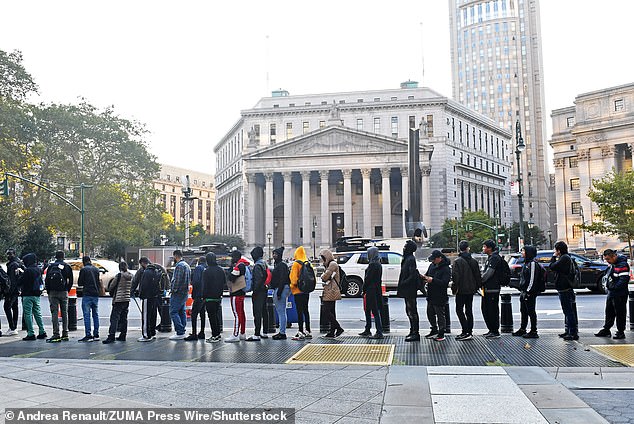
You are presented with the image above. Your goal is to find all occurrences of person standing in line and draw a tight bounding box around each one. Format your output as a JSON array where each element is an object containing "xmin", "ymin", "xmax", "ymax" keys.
[
  {"xmin": 286, "ymin": 247, "xmax": 310, "ymax": 341},
  {"xmin": 169, "ymin": 250, "xmax": 191, "ymax": 340},
  {"xmin": 202, "ymin": 252, "xmax": 225, "ymax": 343},
  {"xmin": 77, "ymin": 256, "xmax": 101, "ymax": 342},
  {"xmin": 480, "ymin": 240, "xmax": 502, "ymax": 339},
  {"xmin": 423, "ymin": 250, "xmax": 451, "ymax": 342},
  {"xmin": 18, "ymin": 253, "xmax": 47, "ymax": 341},
  {"xmin": 103, "ymin": 261, "xmax": 132, "ymax": 343},
  {"xmin": 451, "ymin": 241, "xmax": 481, "ymax": 341},
  {"xmin": 549, "ymin": 241, "xmax": 578, "ymax": 341},
  {"xmin": 594, "ymin": 249, "xmax": 630, "ymax": 340},
  {"xmin": 44, "ymin": 251, "xmax": 73, "ymax": 343},
  {"xmin": 248, "ymin": 246, "xmax": 269, "ymax": 341},
  {"xmin": 513, "ymin": 245, "xmax": 541, "ymax": 339},
  {"xmin": 185, "ymin": 256, "xmax": 207, "ymax": 341},
  {"xmin": 132, "ymin": 257, "xmax": 166, "ymax": 342},
  {"xmin": 359, "ymin": 246, "xmax": 384, "ymax": 339},
  {"xmin": 320, "ymin": 249, "xmax": 344, "ymax": 338},
  {"xmin": 5, "ymin": 249, "xmax": 23, "ymax": 336},
  {"xmin": 397, "ymin": 240, "xmax": 421, "ymax": 342},
  {"xmin": 226, "ymin": 250, "xmax": 248, "ymax": 342}
]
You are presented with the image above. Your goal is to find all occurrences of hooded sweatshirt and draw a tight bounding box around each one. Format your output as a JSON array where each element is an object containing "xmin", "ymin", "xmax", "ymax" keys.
[
  {"xmin": 425, "ymin": 254, "xmax": 451, "ymax": 305},
  {"xmin": 202, "ymin": 253, "xmax": 225, "ymax": 300},
  {"xmin": 520, "ymin": 246, "xmax": 540, "ymax": 294},
  {"xmin": 271, "ymin": 246, "xmax": 290, "ymax": 292},
  {"xmin": 250, "ymin": 246, "xmax": 268, "ymax": 293},
  {"xmin": 363, "ymin": 246, "xmax": 382, "ymax": 295},
  {"xmin": 228, "ymin": 250, "xmax": 248, "ymax": 295},
  {"xmin": 290, "ymin": 246, "xmax": 308, "ymax": 295},
  {"xmin": 605, "ymin": 254, "xmax": 630, "ymax": 298},
  {"xmin": 18, "ymin": 253, "xmax": 42, "ymax": 297},
  {"xmin": 397, "ymin": 240, "xmax": 419, "ymax": 298},
  {"xmin": 320, "ymin": 248, "xmax": 341, "ymax": 301}
]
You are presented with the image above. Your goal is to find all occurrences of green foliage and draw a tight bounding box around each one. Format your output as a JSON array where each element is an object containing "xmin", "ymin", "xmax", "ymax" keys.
[
  {"xmin": 158, "ymin": 223, "xmax": 245, "ymax": 251},
  {"xmin": 19, "ymin": 222, "xmax": 56, "ymax": 262},
  {"xmin": 506, "ymin": 222, "xmax": 546, "ymax": 252},
  {"xmin": 430, "ymin": 210, "xmax": 500, "ymax": 252},
  {"xmin": 0, "ymin": 202, "xmax": 25, "ymax": 260},
  {"xmin": 583, "ymin": 169, "xmax": 634, "ymax": 258}
]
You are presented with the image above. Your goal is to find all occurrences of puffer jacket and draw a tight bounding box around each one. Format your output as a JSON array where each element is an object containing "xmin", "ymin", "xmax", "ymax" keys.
[
  {"xmin": 109, "ymin": 271, "xmax": 132, "ymax": 304},
  {"xmin": 606, "ymin": 254, "xmax": 630, "ymax": 298},
  {"xmin": 290, "ymin": 246, "xmax": 308, "ymax": 295},
  {"xmin": 320, "ymin": 249, "xmax": 341, "ymax": 301},
  {"xmin": 425, "ymin": 255, "xmax": 451, "ymax": 305},
  {"xmin": 397, "ymin": 242, "xmax": 419, "ymax": 298}
]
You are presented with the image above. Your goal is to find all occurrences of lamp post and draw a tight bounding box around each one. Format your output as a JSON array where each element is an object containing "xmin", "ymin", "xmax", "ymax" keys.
[
  {"xmin": 266, "ymin": 232, "xmax": 272, "ymax": 264},
  {"xmin": 528, "ymin": 220, "xmax": 535, "ymax": 246},
  {"xmin": 515, "ymin": 120, "xmax": 526, "ymax": 252},
  {"xmin": 579, "ymin": 205, "xmax": 587, "ymax": 251},
  {"xmin": 547, "ymin": 229, "xmax": 553, "ymax": 249},
  {"xmin": 312, "ymin": 216, "xmax": 317, "ymax": 260}
]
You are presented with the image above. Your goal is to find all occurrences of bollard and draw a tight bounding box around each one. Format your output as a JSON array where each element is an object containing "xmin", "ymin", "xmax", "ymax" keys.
[
  {"xmin": 264, "ymin": 291, "xmax": 276, "ymax": 334},
  {"xmin": 381, "ymin": 295, "xmax": 390, "ymax": 333},
  {"xmin": 319, "ymin": 295, "xmax": 329, "ymax": 333},
  {"xmin": 159, "ymin": 296, "xmax": 172, "ymax": 332},
  {"xmin": 68, "ymin": 287, "xmax": 78, "ymax": 331},
  {"xmin": 500, "ymin": 293, "xmax": 513, "ymax": 333},
  {"xmin": 630, "ymin": 291, "xmax": 634, "ymax": 331}
]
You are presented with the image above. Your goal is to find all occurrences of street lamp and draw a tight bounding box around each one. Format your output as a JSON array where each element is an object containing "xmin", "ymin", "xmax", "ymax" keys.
[
  {"xmin": 312, "ymin": 216, "xmax": 317, "ymax": 260},
  {"xmin": 579, "ymin": 205, "xmax": 587, "ymax": 251},
  {"xmin": 266, "ymin": 232, "xmax": 272, "ymax": 263},
  {"xmin": 528, "ymin": 220, "xmax": 535, "ymax": 246},
  {"xmin": 515, "ymin": 120, "xmax": 526, "ymax": 251}
]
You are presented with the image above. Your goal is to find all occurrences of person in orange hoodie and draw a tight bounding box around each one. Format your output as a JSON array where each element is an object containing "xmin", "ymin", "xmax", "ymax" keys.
[{"xmin": 290, "ymin": 246, "xmax": 312, "ymax": 340}]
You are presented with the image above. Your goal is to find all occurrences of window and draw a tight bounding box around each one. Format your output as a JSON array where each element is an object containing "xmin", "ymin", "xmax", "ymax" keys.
[
  {"xmin": 390, "ymin": 96, "xmax": 397, "ymax": 101},
  {"xmin": 166, "ymin": 175, "xmax": 171, "ymax": 181},
  {"xmin": 426, "ymin": 114, "xmax": 434, "ymax": 137},
  {"xmin": 374, "ymin": 97, "xmax": 380, "ymax": 102},
  {"xmin": 391, "ymin": 117, "xmax": 398, "ymax": 137},
  {"xmin": 571, "ymin": 202, "xmax": 582, "ymax": 215},
  {"xmin": 319, "ymin": 120, "xmax": 325, "ymax": 128},
  {"xmin": 254, "ymin": 124, "xmax": 260, "ymax": 143},
  {"xmin": 566, "ymin": 117, "xmax": 575, "ymax": 127},
  {"xmin": 270, "ymin": 123, "xmax": 276, "ymax": 143},
  {"xmin": 357, "ymin": 98, "xmax": 363, "ymax": 103},
  {"xmin": 375, "ymin": 226, "xmax": 383, "ymax": 237},
  {"xmin": 374, "ymin": 117, "xmax": 380, "ymax": 133},
  {"xmin": 572, "ymin": 224, "xmax": 583, "ymax": 239},
  {"xmin": 286, "ymin": 122, "xmax": 293, "ymax": 139},
  {"xmin": 615, "ymin": 99, "xmax": 624, "ymax": 111},
  {"xmin": 570, "ymin": 178, "xmax": 580, "ymax": 191},
  {"xmin": 356, "ymin": 118, "xmax": 363, "ymax": 131},
  {"xmin": 302, "ymin": 121, "xmax": 309, "ymax": 134},
  {"xmin": 568, "ymin": 157, "xmax": 578, "ymax": 168},
  {"xmin": 386, "ymin": 253, "xmax": 402, "ymax": 265}
]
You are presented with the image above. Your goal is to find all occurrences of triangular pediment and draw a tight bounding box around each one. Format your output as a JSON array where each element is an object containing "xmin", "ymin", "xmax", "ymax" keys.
[{"xmin": 244, "ymin": 125, "xmax": 408, "ymax": 159}]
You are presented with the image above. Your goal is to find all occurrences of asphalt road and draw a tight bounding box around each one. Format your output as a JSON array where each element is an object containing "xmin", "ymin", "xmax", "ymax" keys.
[{"xmin": 0, "ymin": 289, "xmax": 616, "ymax": 334}]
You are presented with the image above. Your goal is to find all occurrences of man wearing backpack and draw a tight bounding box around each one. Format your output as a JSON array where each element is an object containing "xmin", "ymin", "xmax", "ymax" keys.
[
  {"xmin": 18, "ymin": 253, "xmax": 47, "ymax": 341},
  {"xmin": 550, "ymin": 241, "xmax": 578, "ymax": 341},
  {"xmin": 169, "ymin": 250, "xmax": 191, "ymax": 340},
  {"xmin": 226, "ymin": 250, "xmax": 248, "ymax": 342},
  {"xmin": 132, "ymin": 257, "xmax": 166, "ymax": 342},
  {"xmin": 594, "ymin": 249, "xmax": 630, "ymax": 340},
  {"xmin": 247, "ymin": 246, "xmax": 270, "ymax": 341},
  {"xmin": 77, "ymin": 256, "xmax": 101, "ymax": 342},
  {"xmin": 185, "ymin": 256, "xmax": 207, "ymax": 341},
  {"xmin": 513, "ymin": 245, "xmax": 542, "ymax": 339},
  {"xmin": 4, "ymin": 249, "xmax": 23, "ymax": 336},
  {"xmin": 45, "ymin": 251, "xmax": 73, "ymax": 343},
  {"xmin": 480, "ymin": 239, "xmax": 503, "ymax": 339},
  {"xmin": 451, "ymin": 241, "xmax": 482, "ymax": 341}
]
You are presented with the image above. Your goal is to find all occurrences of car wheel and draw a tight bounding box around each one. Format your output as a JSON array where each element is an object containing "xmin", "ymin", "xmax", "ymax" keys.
[
  {"xmin": 592, "ymin": 275, "xmax": 607, "ymax": 294},
  {"xmin": 345, "ymin": 277, "xmax": 362, "ymax": 298}
]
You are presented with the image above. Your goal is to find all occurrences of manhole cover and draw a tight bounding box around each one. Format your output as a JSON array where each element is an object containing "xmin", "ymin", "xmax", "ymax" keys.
[
  {"xmin": 286, "ymin": 343, "xmax": 394, "ymax": 366},
  {"xmin": 590, "ymin": 344, "xmax": 634, "ymax": 366}
]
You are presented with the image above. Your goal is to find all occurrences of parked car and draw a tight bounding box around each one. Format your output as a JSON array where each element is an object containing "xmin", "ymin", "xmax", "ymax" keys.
[
  {"xmin": 56, "ymin": 258, "xmax": 131, "ymax": 296},
  {"xmin": 333, "ymin": 250, "xmax": 430, "ymax": 297},
  {"xmin": 506, "ymin": 250, "xmax": 609, "ymax": 293}
]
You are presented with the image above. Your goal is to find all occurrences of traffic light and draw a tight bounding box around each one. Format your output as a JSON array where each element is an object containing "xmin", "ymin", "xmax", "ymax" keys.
[{"xmin": 0, "ymin": 178, "xmax": 8, "ymax": 197}]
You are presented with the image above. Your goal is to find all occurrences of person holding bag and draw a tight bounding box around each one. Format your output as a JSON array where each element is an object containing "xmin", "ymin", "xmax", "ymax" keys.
[
  {"xmin": 320, "ymin": 249, "xmax": 344, "ymax": 338},
  {"xmin": 103, "ymin": 262, "xmax": 132, "ymax": 344}
]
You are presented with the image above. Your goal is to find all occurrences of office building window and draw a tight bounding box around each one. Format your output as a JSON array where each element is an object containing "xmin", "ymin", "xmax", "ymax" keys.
[
  {"xmin": 303, "ymin": 121, "xmax": 309, "ymax": 134},
  {"xmin": 566, "ymin": 117, "xmax": 575, "ymax": 127},
  {"xmin": 254, "ymin": 124, "xmax": 260, "ymax": 143},
  {"xmin": 426, "ymin": 114, "xmax": 434, "ymax": 137},
  {"xmin": 374, "ymin": 117, "xmax": 380, "ymax": 133},
  {"xmin": 572, "ymin": 224, "xmax": 583, "ymax": 239},
  {"xmin": 569, "ymin": 157, "xmax": 578, "ymax": 168},
  {"xmin": 571, "ymin": 202, "xmax": 582, "ymax": 215},
  {"xmin": 319, "ymin": 120, "xmax": 325, "ymax": 128},
  {"xmin": 356, "ymin": 118, "xmax": 363, "ymax": 131},
  {"xmin": 570, "ymin": 178, "xmax": 580, "ymax": 191},
  {"xmin": 270, "ymin": 123, "xmax": 276, "ymax": 144},
  {"xmin": 391, "ymin": 117, "xmax": 398, "ymax": 137},
  {"xmin": 615, "ymin": 99, "xmax": 624, "ymax": 111},
  {"xmin": 286, "ymin": 122, "xmax": 293, "ymax": 139}
]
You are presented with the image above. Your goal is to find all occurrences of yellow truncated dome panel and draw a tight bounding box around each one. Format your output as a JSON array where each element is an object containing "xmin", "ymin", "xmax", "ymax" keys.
[
  {"xmin": 590, "ymin": 344, "xmax": 634, "ymax": 366},
  {"xmin": 286, "ymin": 344, "xmax": 394, "ymax": 366}
]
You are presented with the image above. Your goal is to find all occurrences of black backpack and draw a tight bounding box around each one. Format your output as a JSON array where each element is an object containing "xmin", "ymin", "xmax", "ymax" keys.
[
  {"xmin": 532, "ymin": 260, "xmax": 547, "ymax": 293},
  {"xmin": 46, "ymin": 264, "xmax": 66, "ymax": 292},
  {"xmin": 338, "ymin": 267, "xmax": 349, "ymax": 295},
  {"xmin": 0, "ymin": 266, "xmax": 8, "ymax": 297},
  {"xmin": 140, "ymin": 264, "xmax": 163, "ymax": 298},
  {"xmin": 296, "ymin": 260, "xmax": 316, "ymax": 293},
  {"xmin": 499, "ymin": 257, "xmax": 511, "ymax": 286},
  {"xmin": 569, "ymin": 257, "xmax": 581, "ymax": 288}
]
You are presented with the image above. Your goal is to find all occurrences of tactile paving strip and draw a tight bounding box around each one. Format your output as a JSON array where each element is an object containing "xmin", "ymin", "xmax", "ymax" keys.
[
  {"xmin": 590, "ymin": 344, "xmax": 634, "ymax": 366},
  {"xmin": 286, "ymin": 344, "xmax": 394, "ymax": 366}
]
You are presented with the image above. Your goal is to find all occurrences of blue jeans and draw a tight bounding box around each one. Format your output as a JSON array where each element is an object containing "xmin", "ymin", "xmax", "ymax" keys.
[
  {"xmin": 558, "ymin": 290, "xmax": 578, "ymax": 336},
  {"xmin": 170, "ymin": 292, "xmax": 188, "ymax": 335},
  {"xmin": 81, "ymin": 296, "xmax": 99, "ymax": 337},
  {"xmin": 274, "ymin": 286, "xmax": 290, "ymax": 335}
]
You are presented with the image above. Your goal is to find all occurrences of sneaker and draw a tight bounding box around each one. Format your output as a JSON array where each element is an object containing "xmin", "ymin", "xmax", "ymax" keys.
[
  {"xmin": 22, "ymin": 335, "xmax": 36, "ymax": 341},
  {"xmin": 369, "ymin": 333, "xmax": 384, "ymax": 339},
  {"xmin": 239, "ymin": 333, "xmax": 247, "ymax": 341},
  {"xmin": 246, "ymin": 335, "xmax": 261, "ymax": 341},
  {"xmin": 61, "ymin": 333, "xmax": 69, "ymax": 341},
  {"xmin": 102, "ymin": 337, "xmax": 116, "ymax": 344},
  {"xmin": 46, "ymin": 336, "xmax": 62, "ymax": 343},
  {"xmin": 225, "ymin": 335, "xmax": 240, "ymax": 343},
  {"xmin": 594, "ymin": 329, "xmax": 611, "ymax": 337},
  {"xmin": 457, "ymin": 333, "xmax": 473, "ymax": 341},
  {"xmin": 523, "ymin": 331, "xmax": 539, "ymax": 339},
  {"xmin": 260, "ymin": 334, "xmax": 269, "ymax": 339},
  {"xmin": 197, "ymin": 332, "xmax": 205, "ymax": 339},
  {"xmin": 424, "ymin": 331, "xmax": 438, "ymax": 339},
  {"xmin": 137, "ymin": 336, "xmax": 154, "ymax": 342},
  {"xmin": 78, "ymin": 336, "xmax": 93, "ymax": 342},
  {"xmin": 36, "ymin": 332, "xmax": 47, "ymax": 340},
  {"xmin": 322, "ymin": 333, "xmax": 335, "ymax": 339},
  {"xmin": 613, "ymin": 332, "xmax": 626, "ymax": 340},
  {"xmin": 272, "ymin": 333, "xmax": 287, "ymax": 340},
  {"xmin": 206, "ymin": 336, "xmax": 221, "ymax": 343},
  {"xmin": 335, "ymin": 328, "xmax": 344, "ymax": 337},
  {"xmin": 434, "ymin": 334, "xmax": 446, "ymax": 342},
  {"xmin": 304, "ymin": 331, "xmax": 313, "ymax": 339},
  {"xmin": 6, "ymin": 330, "xmax": 19, "ymax": 336},
  {"xmin": 92, "ymin": 335, "xmax": 100, "ymax": 342},
  {"xmin": 512, "ymin": 329, "xmax": 527, "ymax": 337},
  {"xmin": 405, "ymin": 333, "xmax": 420, "ymax": 342},
  {"xmin": 183, "ymin": 334, "xmax": 199, "ymax": 341},
  {"xmin": 116, "ymin": 334, "xmax": 126, "ymax": 341},
  {"xmin": 482, "ymin": 331, "xmax": 492, "ymax": 337},
  {"xmin": 485, "ymin": 333, "xmax": 501, "ymax": 339},
  {"xmin": 358, "ymin": 330, "xmax": 372, "ymax": 337},
  {"xmin": 563, "ymin": 334, "xmax": 579, "ymax": 341},
  {"xmin": 559, "ymin": 332, "xmax": 568, "ymax": 338},
  {"xmin": 291, "ymin": 332, "xmax": 305, "ymax": 341},
  {"xmin": 169, "ymin": 333, "xmax": 186, "ymax": 340}
]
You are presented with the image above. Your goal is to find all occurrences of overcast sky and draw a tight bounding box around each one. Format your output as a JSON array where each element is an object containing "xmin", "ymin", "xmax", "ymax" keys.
[{"xmin": 1, "ymin": 1, "xmax": 632, "ymax": 176}]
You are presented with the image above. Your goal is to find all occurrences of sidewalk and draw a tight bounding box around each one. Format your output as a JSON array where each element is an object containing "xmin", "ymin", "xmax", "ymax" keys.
[{"xmin": 1, "ymin": 356, "xmax": 633, "ymax": 423}]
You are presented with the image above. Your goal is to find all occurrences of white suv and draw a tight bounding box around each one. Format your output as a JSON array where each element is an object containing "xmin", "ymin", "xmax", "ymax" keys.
[{"xmin": 334, "ymin": 250, "xmax": 430, "ymax": 297}]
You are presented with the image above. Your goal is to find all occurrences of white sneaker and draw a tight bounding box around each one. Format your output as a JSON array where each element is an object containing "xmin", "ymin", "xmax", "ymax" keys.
[
  {"xmin": 246, "ymin": 335, "xmax": 260, "ymax": 341},
  {"xmin": 225, "ymin": 335, "xmax": 240, "ymax": 343},
  {"xmin": 5, "ymin": 330, "xmax": 18, "ymax": 336},
  {"xmin": 304, "ymin": 331, "xmax": 313, "ymax": 339},
  {"xmin": 169, "ymin": 334, "xmax": 186, "ymax": 340},
  {"xmin": 291, "ymin": 332, "xmax": 305, "ymax": 341},
  {"xmin": 239, "ymin": 333, "xmax": 247, "ymax": 341},
  {"xmin": 137, "ymin": 336, "xmax": 154, "ymax": 342}
]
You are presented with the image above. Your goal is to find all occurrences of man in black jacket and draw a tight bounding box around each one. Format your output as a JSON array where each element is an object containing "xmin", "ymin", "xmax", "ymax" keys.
[
  {"xmin": 247, "ymin": 246, "xmax": 269, "ymax": 341},
  {"xmin": 77, "ymin": 256, "xmax": 101, "ymax": 342},
  {"xmin": 18, "ymin": 253, "xmax": 47, "ymax": 341},
  {"xmin": 451, "ymin": 241, "xmax": 481, "ymax": 341},
  {"xmin": 550, "ymin": 241, "xmax": 578, "ymax": 341},
  {"xmin": 513, "ymin": 245, "xmax": 540, "ymax": 338},
  {"xmin": 481, "ymin": 240, "xmax": 502, "ymax": 339},
  {"xmin": 132, "ymin": 257, "xmax": 167, "ymax": 342},
  {"xmin": 45, "ymin": 251, "xmax": 73, "ymax": 343},
  {"xmin": 423, "ymin": 250, "xmax": 451, "ymax": 341},
  {"xmin": 4, "ymin": 249, "xmax": 23, "ymax": 336},
  {"xmin": 397, "ymin": 240, "xmax": 421, "ymax": 342},
  {"xmin": 595, "ymin": 249, "xmax": 630, "ymax": 340},
  {"xmin": 202, "ymin": 252, "xmax": 225, "ymax": 343},
  {"xmin": 359, "ymin": 246, "xmax": 383, "ymax": 339}
]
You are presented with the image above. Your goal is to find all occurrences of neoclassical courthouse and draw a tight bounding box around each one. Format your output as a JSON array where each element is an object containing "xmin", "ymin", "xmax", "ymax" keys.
[{"xmin": 215, "ymin": 83, "xmax": 512, "ymax": 255}]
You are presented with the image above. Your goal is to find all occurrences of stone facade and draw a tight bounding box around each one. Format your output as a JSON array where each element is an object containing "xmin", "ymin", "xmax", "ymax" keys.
[{"xmin": 550, "ymin": 83, "xmax": 634, "ymax": 249}]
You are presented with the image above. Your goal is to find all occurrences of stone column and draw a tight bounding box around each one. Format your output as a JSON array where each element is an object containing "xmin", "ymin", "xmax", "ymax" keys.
[
  {"xmin": 301, "ymin": 171, "xmax": 311, "ymax": 248},
  {"xmin": 421, "ymin": 166, "xmax": 432, "ymax": 227},
  {"xmin": 553, "ymin": 158, "xmax": 567, "ymax": 241},
  {"xmin": 246, "ymin": 173, "xmax": 257, "ymax": 248},
  {"xmin": 381, "ymin": 168, "xmax": 392, "ymax": 238},
  {"xmin": 362, "ymin": 168, "xmax": 372, "ymax": 238},
  {"xmin": 265, "ymin": 172, "xmax": 274, "ymax": 245},
  {"xmin": 283, "ymin": 172, "xmax": 293, "ymax": 249},
  {"xmin": 343, "ymin": 169, "xmax": 353, "ymax": 236},
  {"xmin": 400, "ymin": 167, "xmax": 409, "ymax": 236},
  {"xmin": 320, "ymin": 170, "xmax": 330, "ymax": 247}
]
